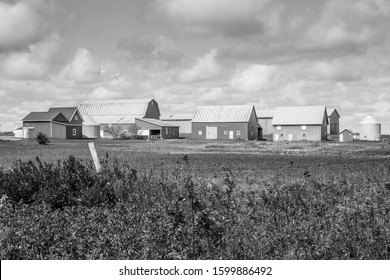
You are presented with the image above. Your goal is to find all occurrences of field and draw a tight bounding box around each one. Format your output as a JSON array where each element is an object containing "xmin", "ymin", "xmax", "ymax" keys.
[{"xmin": 1, "ymin": 138, "xmax": 390, "ymax": 259}]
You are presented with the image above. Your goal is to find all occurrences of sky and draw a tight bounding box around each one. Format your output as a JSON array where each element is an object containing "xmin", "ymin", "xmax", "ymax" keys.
[{"xmin": 0, "ymin": 0, "xmax": 390, "ymax": 133}]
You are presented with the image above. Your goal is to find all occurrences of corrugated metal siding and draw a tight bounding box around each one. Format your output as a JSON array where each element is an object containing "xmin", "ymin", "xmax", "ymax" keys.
[
  {"xmin": 192, "ymin": 122, "xmax": 249, "ymax": 140},
  {"xmin": 273, "ymin": 125, "xmax": 322, "ymax": 141},
  {"xmin": 272, "ymin": 106, "xmax": 327, "ymax": 125},
  {"xmin": 23, "ymin": 122, "xmax": 51, "ymax": 138},
  {"xmin": 52, "ymin": 123, "xmax": 67, "ymax": 139},
  {"xmin": 192, "ymin": 105, "xmax": 254, "ymax": 123}
]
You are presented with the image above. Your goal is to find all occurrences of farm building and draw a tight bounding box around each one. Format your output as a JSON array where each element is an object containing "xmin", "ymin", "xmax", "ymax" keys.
[
  {"xmin": 22, "ymin": 112, "xmax": 68, "ymax": 139},
  {"xmin": 359, "ymin": 115, "xmax": 381, "ymax": 141},
  {"xmin": 191, "ymin": 105, "xmax": 259, "ymax": 140},
  {"xmin": 256, "ymin": 110, "xmax": 273, "ymax": 140},
  {"xmin": 339, "ymin": 129, "xmax": 355, "ymax": 142},
  {"xmin": 327, "ymin": 108, "xmax": 340, "ymax": 135},
  {"xmin": 48, "ymin": 107, "xmax": 83, "ymax": 139},
  {"xmin": 13, "ymin": 122, "xmax": 23, "ymax": 138},
  {"xmin": 160, "ymin": 114, "xmax": 192, "ymax": 137},
  {"xmin": 81, "ymin": 115, "xmax": 100, "ymax": 138},
  {"xmin": 272, "ymin": 106, "xmax": 328, "ymax": 141},
  {"xmin": 78, "ymin": 99, "xmax": 160, "ymax": 139},
  {"xmin": 135, "ymin": 118, "xmax": 179, "ymax": 139}
]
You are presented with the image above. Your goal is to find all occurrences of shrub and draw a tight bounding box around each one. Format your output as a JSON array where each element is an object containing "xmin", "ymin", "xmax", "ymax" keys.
[{"xmin": 36, "ymin": 132, "xmax": 50, "ymax": 145}]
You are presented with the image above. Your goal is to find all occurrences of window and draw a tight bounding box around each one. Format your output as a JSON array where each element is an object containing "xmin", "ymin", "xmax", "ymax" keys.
[
  {"xmin": 72, "ymin": 129, "xmax": 76, "ymax": 136},
  {"xmin": 301, "ymin": 125, "xmax": 307, "ymax": 130},
  {"xmin": 276, "ymin": 126, "xmax": 281, "ymax": 130},
  {"xmin": 224, "ymin": 131, "xmax": 228, "ymax": 135},
  {"xmin": 237, "ymin": 131, "xmax": 241, "ymax": 136},
  {"xmin": 75, "ymin": 115, "xmax": 78, "ymax": 121},
  {"xmin": 198, "ymin": 131, "xmax": 202, "ymax": 135}
]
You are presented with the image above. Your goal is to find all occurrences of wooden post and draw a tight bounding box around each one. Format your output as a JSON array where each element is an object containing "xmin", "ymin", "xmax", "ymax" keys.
[{"xmin": 88, "ymin": 142, "xmax": 101, "ymax": 172}]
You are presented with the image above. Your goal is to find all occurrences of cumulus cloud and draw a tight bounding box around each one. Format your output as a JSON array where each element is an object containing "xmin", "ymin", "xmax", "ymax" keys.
[
  {"xmin": 156, "ymin": 0, "xmax": 274, "ymax": 37},
  {"xmin": 87, "ymin": 87, "xmax": 123, "ymax": 99},
  {"xmin": 63, "ymin": 48, "xmax": 102, "ymax": 84},
  {"xmin": 179, "ymin": 49, "xmax": 221, "ymax": 83},
  {"xmin": 0, "ymin": 0, "xmax": 54, "ymax": 52}
]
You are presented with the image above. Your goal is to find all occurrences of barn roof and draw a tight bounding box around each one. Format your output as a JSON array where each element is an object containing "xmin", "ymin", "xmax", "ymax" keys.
[
  {"xmin": 192, "ymin": 105, "xmax": 255, "ymax": 123},
  {"xmin": 256, "ymin": 110, "xmax": 274, "ymax": 118},
  {"xmin": 48, "ymin": 107, "xmax": 80, "ymax": 121},
  {"xmin": 326, "ymin": 108, "xmax": 340, "ymax": 118},
  {"xmin": 22, "ymin": 112, "xmax": 66, "ymax": 122},
  {"xmin": 82, "ymin": 115, "xmax": 99, "ymax": 126},
  {"xmin": 136, "ymin": 118, "xmax": 179, "ymax": 127},
  {"xmin": 78, "ymin": 99, "xmax": 155, "ymax": 116},
  {"xmin": 272, "ymin": 106, "xmax": 328, "ymax": 125},
  {"xmin": 360, "ymin": 115, "xmax": 380, "ymax": 124},
  {"xmin": 160, "ymin": 114, "xmax": 193, "ymax": 120},
  {"xmin": 339, "ymin": 129, "xmax": 356, "ymax": 135}
]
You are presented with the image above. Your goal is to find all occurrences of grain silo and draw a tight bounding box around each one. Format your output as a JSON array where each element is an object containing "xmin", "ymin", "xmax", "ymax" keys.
[{"xmin": 359, "ymin": 115, "xmax": 381, "ymax": 141}]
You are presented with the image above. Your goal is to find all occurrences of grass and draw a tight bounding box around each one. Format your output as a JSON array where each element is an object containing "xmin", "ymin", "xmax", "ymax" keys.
[{"xmin": 1, "ymin": 139, "xmax": 390, "ymax": 259}]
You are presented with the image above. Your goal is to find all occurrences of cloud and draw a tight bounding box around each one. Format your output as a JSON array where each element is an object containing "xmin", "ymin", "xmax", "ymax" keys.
[
  {"xmin": 62, "ymin": 48, "xmax": 102, "ymax": 84},
  {"xmin": 0, "ymin": 0, "xmax": 54, "ymax": 52},
  {"xmin": 179, "ymin": 49, "xmax": 221, "ymax": 83},
  {"xmin": 156, "ymin": 0, "xmax": 274, "ymax": 37},
  {"xmin": 87, "ymin": 87, "xmax": 123, "ymax": 99},
  {"xmin": 0, "ymin": 89, "xmax": 6, "ymax": 97},
  {"xmin": 1, "ymin": 33, "xmax": 61, "ymax": 80}
]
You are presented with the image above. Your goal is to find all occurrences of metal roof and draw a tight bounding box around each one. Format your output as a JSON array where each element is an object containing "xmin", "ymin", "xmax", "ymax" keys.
[
  {"xmin": 136, "ymin": 118, "xmax": 179, "ymax": 127},
  {"xmin": 48, "ymin": 107, "xmax": 78, "ymax": 121},
  {"xmin": 22, "ymin": 112, "xmax": 64, "ymax": 122},
  {"xmin": 326, "ymin": 108, "xmax": 340, "ymax": 118},
  {"xmin": 256, "ymin": 110, "xmax": 274, "ymax": 118},
  {"xmin": 360, "ymin": 115, "xmax": 380, "ymax": 124},
  {"xmin": 160, "ymin": 114, "xmax": 193, "ymax": 120},
  {"xmin": 192, "ymin": 105, "xmax": 255, "ymax": 123},
  {"xmin": 272, "ymin": 106, "xmax": 327, "ymax": 125},
  {"xmin": 78, "ymin": 99, "xmax": 154, "ymax": 116},
  {"xmin": 82, "ymin": 115, "xmax": 99, "ymax": 126}
]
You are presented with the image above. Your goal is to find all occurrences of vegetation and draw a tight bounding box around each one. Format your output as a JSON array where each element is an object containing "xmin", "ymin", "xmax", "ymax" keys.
[
  {"xmin": 36, "ymin": 132, "xmax": 50, "ymax": 145},
  {"xmin": 1, "ymin": 148, "xmax": 390, "ymax": 259}
]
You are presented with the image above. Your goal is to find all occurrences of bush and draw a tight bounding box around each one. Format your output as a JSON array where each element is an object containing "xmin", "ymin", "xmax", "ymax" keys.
[{"xmin": 36, "ymin": 132, "xmax": 50, "ymax": 145}]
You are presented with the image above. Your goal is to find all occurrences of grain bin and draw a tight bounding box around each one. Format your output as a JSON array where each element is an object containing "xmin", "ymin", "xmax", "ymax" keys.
[{"xmin": 359, "ymin": 115, "xmax": 381, "ymax": 141}]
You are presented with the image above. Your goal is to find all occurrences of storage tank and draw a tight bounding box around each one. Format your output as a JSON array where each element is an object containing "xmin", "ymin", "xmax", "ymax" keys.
[{"xmin": 359, "ymin": 115, "xmax": 381, "ymax": 141}]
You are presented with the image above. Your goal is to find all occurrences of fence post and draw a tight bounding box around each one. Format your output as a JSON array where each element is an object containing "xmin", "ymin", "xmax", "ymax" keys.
[{"xmin": 88, "ymin": 142, "xmax": 101, "ymax": 172}]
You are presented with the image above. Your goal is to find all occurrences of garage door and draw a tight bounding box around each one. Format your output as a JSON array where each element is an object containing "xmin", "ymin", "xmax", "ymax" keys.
[{"xmin": 206, "ymin": 126, "xmax": 218, "ymax": 139}]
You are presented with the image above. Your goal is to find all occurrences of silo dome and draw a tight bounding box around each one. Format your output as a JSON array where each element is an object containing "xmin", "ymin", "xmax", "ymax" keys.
[{"xmin": 359, "ymin": 115, "xmax": 381, "ymax": 141}]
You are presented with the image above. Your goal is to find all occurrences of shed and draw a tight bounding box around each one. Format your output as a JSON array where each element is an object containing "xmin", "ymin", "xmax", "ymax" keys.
[
  {"xmin": 327, "ymin": 108, "xmax": 340, "ymax": 135},
  {"xmin": 78, "ymin": 99, "xmax": 160, "ymax": 139},
  {"xmin": 14, "ymin": 122, "xmax": 23, "ymax": 138},
  {"xmin": 135, "ymin": 118, "xmax": 179, "ymax": 139},
  {"xmin": 256, "ymin": 110, "xmax": 273, "ymax": 140},
  {"xmin": 48, "ymin": 107, "xmax": 83, "ymax": 139},
  {"xmin": 272, "ymin": 106, "xmax": 328, "ymax": 141},
  {"xmin": 359, "ymin": 115, "xmax": 381, "ymax": 141},
  {"xmin": 22, "ymin": 112, "xmax": 68, "ymax": 139},
  {"xmin": 191, "ymin": 105, "xmax": 259, "ymax": 140},
  {"xmin": 339, "ymin": 129, "xmax": 355, "ymax": 142},
  {"xmin": 160, "ymin": 114, "xmax": 193, "ymax": 137}
]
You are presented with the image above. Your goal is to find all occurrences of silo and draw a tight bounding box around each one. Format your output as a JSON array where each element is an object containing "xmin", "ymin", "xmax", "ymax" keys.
[{"xmin": 359, "ymin": 115, "xmax": 381, "ymax": 141}]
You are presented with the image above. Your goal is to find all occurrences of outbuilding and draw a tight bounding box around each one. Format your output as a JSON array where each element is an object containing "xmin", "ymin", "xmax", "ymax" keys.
[
  {"xmin": 78, "ymin": 99, "xmax": 160, "ymax": 139},
  {"xmin": 339, "ymin": 129, "xmax": 355, "ymax": 142},
  {"xmin": 22, "ymin": 112, "xmax": 68, "ymax": 139},
  {"xmin": 160, "ymin": 114, "xmax": 193, "ymax": 138},
  {"xmin": 359, "ymin": 115, "xmax": 381, "ymax": 141},
  {"xmin": 135, "ymin": 118, "xmax": 179, "ymax": 139},
  {"xmin": 272, "ymin": 106, "xmax": 328, "ymax": 141},
  {"xmin": 48, "ymin": 107, "xmax": 83, "ymax": 139},
  {"xmin": 256, "ymin": 110, "xmax": 273, "ymax": 140},
  {"xmin": 191, "ymin": 105, "xmax": 259, "ymax": 140},
  {"xmin": 327, "ymin": 108, "xmax": 340, "ymax": 135}
]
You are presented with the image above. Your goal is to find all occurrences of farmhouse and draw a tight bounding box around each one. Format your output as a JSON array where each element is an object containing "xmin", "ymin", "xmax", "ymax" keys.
[
  {"xmin": 78, "ymin": 99, "xmax": 160, "ymax": 139},
  {"xmin": 339, "ymin": 129, "xmax": 355, "ymax": 142},
  {"xmin": 48, "ymin": 107, "xmax": 83, "ymax": 139},
  {"xmin": 160, "ymin": 114, "xmax": 192, "ymax": 137},
  {"xmin": 256, "ymin": 110, "xmax": 273, "ymax": 140},
  {"xmin": 135, "ymin": 118, "xmax": 179, "ymax": 139},
  {"xmin": 191, "ymin": 105, "xmax": 259, "ymax": 140},
  {"xmin": 272, "ymin": 106, "xmax": 328, "ymax": 141},
  {"xmin": 22, "ymin": 112, "xmax": 68, "ymax": 139},
  {"xmin": 327, "ymin": 108, "xmax": 340, "ymax": 135}
]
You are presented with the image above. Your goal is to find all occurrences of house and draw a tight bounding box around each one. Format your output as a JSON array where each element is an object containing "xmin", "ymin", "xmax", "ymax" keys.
[
  {"xmin": 135, "ymin": 118, "xmax": 179, "ymax": 139},
  {"xmin": 256, "ymin": 110, "xmax": 273, "ymax": 140},
  {"xmin": 272, "ymin": 106, "xmax": 328, "ymax": 141},
  {"xmin": 339, "ymin": 129, "xmax": 355, "ymax": 142},
  {"xmin": 327, "ymin": 108, "xmax": 340, "ymax": 135},
  {"xmin": 22, "ymin": 112, "xmax": 68, "ymax": 139},
  {"xmin": 160, "ymin": 114, "xmax": 192, "ymax": 137},
  {"xmin": 191, "ymin": 105, "xmax": 259, "ymax": 140},
  {"xmin": 48, "ymin": 107, "xmax": 83, "ymax": 139},
  {"xmin": 78, "ymin": 99, "xmax": 160, "ymax": 139}
]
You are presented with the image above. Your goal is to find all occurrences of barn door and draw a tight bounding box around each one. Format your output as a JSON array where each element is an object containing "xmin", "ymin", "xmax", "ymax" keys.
[
  {"xmin": 288, "ymin": 134, "xmax": 293, "ymax": 141},
  {"xmin": 206, "ymin": 126, "xmax": 217, "ymax": 139},
  {"xmin": 340, "ymin": 134, "xmax": 343, "ymax": 142},
  {"xmin": 229, "ymin": 131, "xmax": 234, "ymax": 139}
]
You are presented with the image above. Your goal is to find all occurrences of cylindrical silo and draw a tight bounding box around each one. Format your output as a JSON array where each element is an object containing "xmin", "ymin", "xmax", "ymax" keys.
[{"xmin": 359, "ymin": 115, "xmax": 381, "ymax": 141}]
